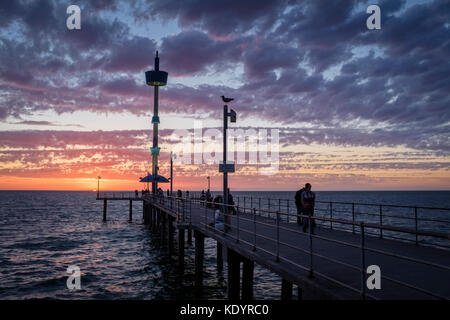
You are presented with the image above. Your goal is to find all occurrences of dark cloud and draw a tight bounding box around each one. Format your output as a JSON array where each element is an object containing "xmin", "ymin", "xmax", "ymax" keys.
[
  {"xmin": 0, "ymin": 0, "xmax": 449, "ymax": 159},
  {"xmin": 139, "ymin": 0, "xmax": 284, "ymax": 37}
]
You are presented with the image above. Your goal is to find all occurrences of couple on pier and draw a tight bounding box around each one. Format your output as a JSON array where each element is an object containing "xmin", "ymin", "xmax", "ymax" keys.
[{"xmin": 295, "ymin": 183, "xmax": 316, "ymax": 233}]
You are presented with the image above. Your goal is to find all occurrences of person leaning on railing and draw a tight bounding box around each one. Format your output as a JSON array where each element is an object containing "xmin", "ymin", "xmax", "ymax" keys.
[
  {"xmin": 295, "ymin": 185, "xmax": 306, "ymax": 225},
  {"xmin": 301, "ymin": 183, "xmax": 316, "ymax": 234}
]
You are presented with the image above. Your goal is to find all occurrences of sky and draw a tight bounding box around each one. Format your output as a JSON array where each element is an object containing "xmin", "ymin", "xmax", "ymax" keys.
[{"xmin": 0, "ymin": 0, "xmax": 449, "ymax": 191}]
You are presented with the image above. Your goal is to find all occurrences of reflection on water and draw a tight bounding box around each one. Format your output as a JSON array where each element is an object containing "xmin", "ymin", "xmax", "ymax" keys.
[{"xmin": 0, "ymin": 191, "xmax": 284, "ymax": 299}]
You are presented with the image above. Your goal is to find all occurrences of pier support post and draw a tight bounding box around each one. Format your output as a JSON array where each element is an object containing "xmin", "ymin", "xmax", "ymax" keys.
[
  {"xmin": 161, "ymin": 212, "xmax": 166, "ymax": 243},
  {"xmin": 178, "ymin": 228, "xmax": 185, "ymax": 274},
  {"xmin": 129, "ymin": 200, "xmax": 132, "ymax": 222},
  {"xmin": 242, "ymin": 257, "xmax": 254, "ymax": 300},
  {"xmin": 188, "ymin": 229, "xmax": 192, "ymax": 244},
  {"xmin": 168, "ymin": 216, "xmax": 174, "ymax": 254},
  {"xmin": 297, "ymin": 286, "xmax": 303, "ymax": 300},
  {"xmin": 103, "ymin": 199, "xmax": 107, "ymax": 221},
  {"xmin": 153, "ymin": 208, "xmax": 158, "ymax": 232},
  {"xmin": 194, "ymin": 230, "xmax": 205, "ymax": 296},
  {"xmin": 227, "ymin": 248, "xmax": 241, "ymax": 300},
  {"xmin": 217, "ymin": 242, "xmax": 223, "ymax": 272},
  {"xmin": 152, "ymin": 207, "xmax": 156, "ymax": 230},
  {"xmin": 281, "ymin": 279, "xmax": 293, "ymax": 300}
]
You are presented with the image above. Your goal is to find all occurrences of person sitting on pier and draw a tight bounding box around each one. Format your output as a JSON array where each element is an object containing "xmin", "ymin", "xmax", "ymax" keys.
[
  {"xmin": 295, "ymin": 185, "xmax": 306, "ymax": 225},
  {"xmin": 213, "ymin": 195, "xmax": 225, "ymax": 232},
  {"xmin": 301, "ymin": 183, "xmax": 316, "ymax": 234}
]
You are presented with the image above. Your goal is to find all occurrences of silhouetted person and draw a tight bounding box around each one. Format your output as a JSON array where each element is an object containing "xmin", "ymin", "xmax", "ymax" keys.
[
  {"xmin": 228, "ymin": 188, "xmax": 236, "ymax": 215},
  {"xmin": 177, "ymin": 190, "xmax": 182, "ymax": 198},
  {"xmin": 302, "ymin": 183, "xmax": 316, "ymax": 233},
  {"xmin": 209, "ymin": 195, "xmax": 224, "ymax": 232},
  {"xmin": 200, "ymin": 190, "xmax": 206, "ymax": 203},
  {"xmin": 295, "ymin": 185, "xmax": 306, "ymax": 225}
]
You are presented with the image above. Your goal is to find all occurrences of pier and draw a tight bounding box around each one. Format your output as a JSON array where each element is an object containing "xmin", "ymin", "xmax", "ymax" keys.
[{"xmin": 97, "ymin": 192, "xmax": 450, "ymax": 300}]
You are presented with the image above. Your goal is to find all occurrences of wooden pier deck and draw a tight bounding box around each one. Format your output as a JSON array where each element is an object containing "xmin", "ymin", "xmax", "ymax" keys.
[{"xmin": 98, "ymin": 193, "xmax": 450, "ymax": 300}]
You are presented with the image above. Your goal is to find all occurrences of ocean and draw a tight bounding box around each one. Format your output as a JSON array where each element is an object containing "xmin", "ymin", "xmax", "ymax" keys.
[{"xmin": 0, "ymin": 190, "xmax": 449, "ymax": 300}]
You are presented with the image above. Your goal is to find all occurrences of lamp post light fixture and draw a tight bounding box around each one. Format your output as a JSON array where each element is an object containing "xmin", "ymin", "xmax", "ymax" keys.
[{"xmin": 145, "ymin": 51, "xmax": 168, "ymax": 194}]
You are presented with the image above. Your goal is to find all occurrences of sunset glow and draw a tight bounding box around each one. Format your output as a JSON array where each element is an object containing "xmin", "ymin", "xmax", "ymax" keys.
[{"xmin": 0, "ymin": 0, "xmax": 449, "ymax": 191}]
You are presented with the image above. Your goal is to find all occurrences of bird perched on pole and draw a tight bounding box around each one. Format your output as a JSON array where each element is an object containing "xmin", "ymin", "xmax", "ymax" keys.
[{"xmin": 221, "ymin": 96, "xmax": 234, "ymax": 103}]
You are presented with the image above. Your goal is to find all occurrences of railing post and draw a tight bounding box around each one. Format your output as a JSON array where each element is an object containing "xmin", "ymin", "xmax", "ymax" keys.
[
  {"xmin": 330, "ymin": 201, "xmax": 333, "ymax": 230},
  {"xmin": 352, "ymin": 203, "xmax": 355, "ymax": 234},
  {"xmin": 204, "ymin": 200, "xmax": 207, "ymax": 228},
  {"xmin": 268, "ymin": 198, "xmax": 271, "ymax": 218},
  {"xmin": 236, "ymin": 205, "xmax": 240, "ymax": 243},
  {"xmin": 259, "ymin": 198, "xmax": 261, "ymax": 216},
  {"xmin": 250, "ymin": 196, "xmax": 253, "ymax": 215},
  {"xmin": 360, "ymin": 222, "xmax": 366, "ymax": 300},
  {"xmin": 276, "ymin": 211, "xmax": 280, "ymax": 262},
  {"xmin": 379, "ymin": 205, "xmax": 383, "ymax": 239},
  {"xmin": 287, "ymin": 200, "xmax": 290, "ymax": 223},
  {"xmin": 414, "ymin": 206, "xmax": 418, "ymax": 245},
  {"xmin": 253, "ymin": 208, "xmax": 257, "ymax": 251},
  {"xmin": 308, "ymin": 215, "xmax": 313, "ymax": 278},
  {"xmin": 278, "ymin": 198, "xmax": 281, "ymax": 213}
]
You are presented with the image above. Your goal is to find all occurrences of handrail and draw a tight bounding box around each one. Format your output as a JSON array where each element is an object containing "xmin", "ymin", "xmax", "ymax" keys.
[{"xmin": 144, "ymin": 194, "xmax": 450, "ymax": 300}]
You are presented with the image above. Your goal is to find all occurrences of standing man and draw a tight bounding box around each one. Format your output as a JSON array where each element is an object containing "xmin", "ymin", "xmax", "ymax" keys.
[
  {"xmin": 295, "ymin": 185, "xmax": 306, "ymax": 225},
  {"xmin": 301, "ymin": 183, "xmax": 316, "ymax": 233}
]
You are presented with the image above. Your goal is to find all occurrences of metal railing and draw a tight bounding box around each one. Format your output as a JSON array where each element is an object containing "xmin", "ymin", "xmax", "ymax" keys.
[
  {"xmin": 97, "ymin": 191, "xmax": 143, "ymax": 199},
  {"xmin": 229, "ymin": 196, "xmax": 450, "ymax": 249},
  {"xmin": 145, "ymin": 194, "xmax": 193, "ymax": 225},
  {"xmin": 147, "ymin": 194, "xmax": 450, "ymax": 300}
]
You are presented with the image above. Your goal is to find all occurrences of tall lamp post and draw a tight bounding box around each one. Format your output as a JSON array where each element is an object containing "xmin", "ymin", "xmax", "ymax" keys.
[
  {"xmin": 207, "ymin": 176, "xmax": 210, "ymax": 190},
  {"xmin": 97, "ymin": 176, "xmax": 101, "ymax": 198},
  {"xmin": 221, "ymin": 97, "xmax": 236, "ymax": 230},
  {"xmin": 170, "ymin": 152, "xmax": 176, "ymax": 196},
  {"xmin": 145, "ymin": 51, "xmax": 168, "ymax": 194}
]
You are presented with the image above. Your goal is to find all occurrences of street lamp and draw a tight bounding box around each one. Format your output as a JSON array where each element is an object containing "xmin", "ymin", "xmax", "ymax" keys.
[
  {"xmin": 207, "ymin": 176, "xmax": 210, "ymax": 190},
  {"xmin": 170, "ymin": 152, "xmax": 176, "ymax": 196},
  {"xmin": 221, "ymin": 96, "xmax": 237, "ymax": 231},
  {"xmin": 145, "ymin": 51, "xmax": 168, "ymax": 194},
  {"xmin": 97, "ymin": 176, "xmax": 101, "ymax": 198}
]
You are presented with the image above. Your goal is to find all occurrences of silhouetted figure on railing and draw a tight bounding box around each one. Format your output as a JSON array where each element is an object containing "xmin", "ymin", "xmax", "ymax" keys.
[
  {"xmin": 295, "ymin": 185, "xmax": 306, "ymax": 225},
  {"xmin": 206, "ymin": 189, "xmax": 212, "ymax": 207},
  {"xmin": 228, "ymin": 188, "xmax": 236, "ymax": 215},
  {"xmin": 302, "ymin": 183, "xmax": 316, "ymax": 234},
  {"xmin": 177, "ymin": 190, "xmax": 182, "ymax": 198}
]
